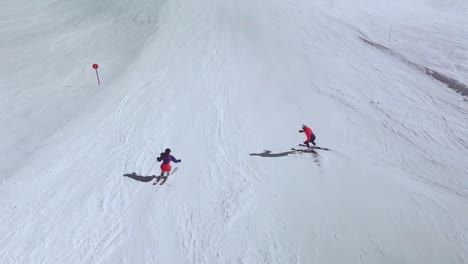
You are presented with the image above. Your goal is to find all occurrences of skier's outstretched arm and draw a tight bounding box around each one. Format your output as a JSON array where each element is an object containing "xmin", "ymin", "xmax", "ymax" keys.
[{"xmin": 170, "ymin": 155, "xmax": 181, "ymax": 163}]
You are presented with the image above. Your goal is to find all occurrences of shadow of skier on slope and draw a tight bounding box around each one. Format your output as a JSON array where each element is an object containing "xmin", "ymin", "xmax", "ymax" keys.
[
  {"xmin": 123, "ymin": 172, "xmax": 156, "ymax": 182},
  {"xmin": 250, "ymin": 149, "xmax": 321, "ymax": 166},
  {"xmin": 249, "ymin": 150, "xmax": 296, "ymax": 158}
]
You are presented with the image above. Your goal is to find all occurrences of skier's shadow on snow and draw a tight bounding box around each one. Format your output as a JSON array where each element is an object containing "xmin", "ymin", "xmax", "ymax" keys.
[
  {"xmin": 249, "ymin": 150, "xmax": 296, "ymax": 158},
  {"xmin": 123, "ymin": 172, "xmax": 156, "ymax": 182}
]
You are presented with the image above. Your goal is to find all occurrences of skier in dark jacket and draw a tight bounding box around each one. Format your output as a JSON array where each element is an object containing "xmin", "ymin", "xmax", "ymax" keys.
[{"xmin": 157, "ymin": 148, "xmax": 181, "ymax": 178}]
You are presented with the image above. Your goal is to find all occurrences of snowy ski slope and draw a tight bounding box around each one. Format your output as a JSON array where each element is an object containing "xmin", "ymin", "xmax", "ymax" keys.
[{"xmin": 1, "ymin": 0, "xmax": 467, "ymax": 263}]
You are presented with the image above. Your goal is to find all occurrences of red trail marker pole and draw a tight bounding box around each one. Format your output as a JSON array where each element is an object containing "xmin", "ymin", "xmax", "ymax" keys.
[{"xmin": 92, "ymin": 64, "xmax": 100, "ymax": 85}]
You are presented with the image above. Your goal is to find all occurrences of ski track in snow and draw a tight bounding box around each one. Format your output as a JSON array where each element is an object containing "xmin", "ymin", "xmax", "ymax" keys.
[{"xmin": 1, "ymin": 0, "xmax": 468, "ymax": 263}]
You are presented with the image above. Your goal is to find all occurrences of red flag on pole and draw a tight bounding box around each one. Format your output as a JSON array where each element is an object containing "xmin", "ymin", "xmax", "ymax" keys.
[{"xmin": 92, "ymin": 64, "xmax": 100, "ymax": 85}]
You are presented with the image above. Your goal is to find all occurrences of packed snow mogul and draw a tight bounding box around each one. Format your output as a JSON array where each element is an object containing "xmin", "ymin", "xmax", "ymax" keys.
[
  {"xmin": 299, "ymin": 124, "xmax": 316, "ymax": 148},
  {"xmin": 157, "ymin": 148, "xmax": 181, "ymax": 178}
]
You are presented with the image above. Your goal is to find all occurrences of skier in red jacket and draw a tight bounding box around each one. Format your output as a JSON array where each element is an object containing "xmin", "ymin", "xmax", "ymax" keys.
[{"xmin": 299, "ymin": 124, "xmax": 316, "ymax": 148}]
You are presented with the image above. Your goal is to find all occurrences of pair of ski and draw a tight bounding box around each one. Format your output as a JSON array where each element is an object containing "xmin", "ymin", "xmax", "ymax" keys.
[
  {"xmin": 152, "ymin": 176, "xmax": 168, "ymax": 185},
  {"xmin": 152, "ymin": 167, "xmax": 178, "ymax": 186},
  {"xmin": 292, "ymin": 144, "xmax": 331, "ymax": 152}
]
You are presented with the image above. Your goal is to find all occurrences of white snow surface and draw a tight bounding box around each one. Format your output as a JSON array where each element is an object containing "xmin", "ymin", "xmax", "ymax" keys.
[{"xmin": 1, "ymin": 0, "xmax": 468, "ymax": 263}]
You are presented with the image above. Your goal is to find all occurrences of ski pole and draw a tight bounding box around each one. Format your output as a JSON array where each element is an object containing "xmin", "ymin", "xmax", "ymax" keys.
[{"xmin": 145, "ymin": 159, "xmax": 158, "ymax": 176}]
